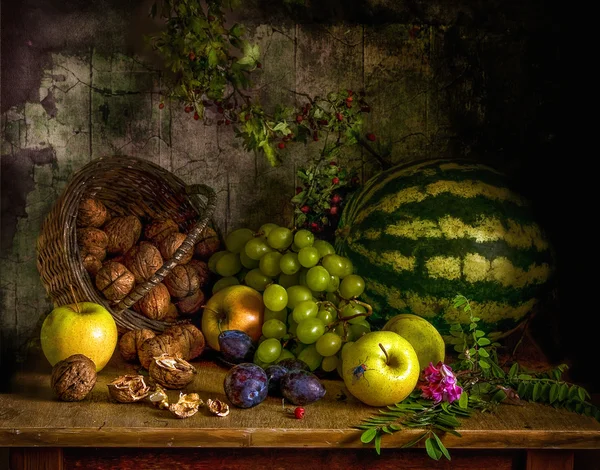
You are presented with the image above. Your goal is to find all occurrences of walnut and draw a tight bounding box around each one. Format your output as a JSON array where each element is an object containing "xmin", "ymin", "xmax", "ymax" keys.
[
  {"xmin": 138, "ymin": 323, "xmax": 205, "ymax": 369},
  {"xmin": 164, "ymin": 264, "xmax": 200, "ymax": 299},
  {"xmin": 164, "ymin": 303, "xmax": 179, "ymax": 323},
  {"xmin": 163, "ymin": 323, "xmax": 205, "ymax": 361},
  {"xmin": 194, "ymin": 226, "xmax": 221, "ymax": 260},
  {"xmin": 82, "ymin": 254, "xmax": 103, "ymax": 277},
  {"xmin": 77, "ymin": 198, "xmax": 109, "ymax": 228},
  {"xmin": 104, "ymin": 215, "xmax": 142, "ymax": 255},
  {"xmin": 77, "ymin": 227, "xmax": 109, "ymax": 264},
  {"xmin": 124, "ymin": 241, "xmax": 164, "ymax": 283},
  {"xmin": 175, "ymin": 289, "xmax": 204, "ymax": 316},
  {"xmin": 132, "ymin": 283, "xmax": 171, "ymax": 320},
  {"xmin": 118, "ymin": 328, "xmax": 156, "ymax": 362},
  {"xmin": 95, "ymin": 261, "xmax": 136, "ymax": 301},
  {"xmin": 107, "ymin": 375, "xmax": 151, "ymax": 403},
  {"xmin": 158, "ymin": 232, "xmax": 193, "ymax": 265},
  {"xmin": 186, "ymin": 259, "xmax": 211, "ymax": 287},
  {"xmin": 149, "ymin": 354, "xmax": 197, "ymax": 389},
  {"xmin": 144, "ymin": 218, "xmax": 179, "ymax": 244},
  {"xmin": 169, "ymin": 392, "xmax": 203, "ymax": 418},
  {"xmin": 51, "ymin": 354, "xmax": 97, "ymax": 401}
]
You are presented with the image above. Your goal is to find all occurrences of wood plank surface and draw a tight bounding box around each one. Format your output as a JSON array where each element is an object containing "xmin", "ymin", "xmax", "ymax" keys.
[{"xmin": 1, "ymin": 352, "xmax": 599, "ymax": 450}]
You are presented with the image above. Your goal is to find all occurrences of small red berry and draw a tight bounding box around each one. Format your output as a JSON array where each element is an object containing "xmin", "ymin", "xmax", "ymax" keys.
[
  {"xmin": 301, "ymin": 205, "xmax": 310, "ymax": 214},
  {"xmin": 294, "ymin": 407, "xmax": 305, "ymax": 419},
  {"xmin": 278, "ymin": 142, "xmax": 286, "ymax": 149},
  {"xmin": 318, "ymin": 119, "xmax": 328, "ymax": 126},
  {"xmin": 296, "ymin": 115, "xmax": 304, "ymax": 123},
  {"xmin": 296, "ymin": 186, "xmax": 303, "ymax": 194},
  {"xmin": 184, "ymin": 106, "xmax": 192, "ymax": 113},
  {"xmin": 159, "ymin": 102, "xmax": 165, "ymax": 109},
  {"xmin": 332, "ymin": 177, "xmax": 340, "ymax": 185},
  {"xmin": 189, "ymin": 51, "xmax": 196, "ymax": 61},
  {"xmin": 256, "ymin": 62, "xmax": 262, "ymax": 68},
  {"xmin": 193, "ymin": 112, "xmax": 200, "ymax": 121},
  {"xmin": 336, "ymin": 112, "xmax": 343, "ymax": 121},
  {"xmin": 329, "ymin": 206, "xmax": 339, "ymax": 216},
  {"xmin": 346, "ymin": 96, "xmax": 353, "ymax": 103},
  {"xmin": 331, "ymin": 194, "xmax": 342, "ymax": 204},
  {"xmin": 346, "ymin": 101, "xmax": 352, "ymax": 108},
  {"xmin": 329, "ymin": 161, "xmax": 337, "ymax": 166},
  {"xmin": 366, "ymin": 133, "xmax": 376, "ymax": 141},
  {"xmin": 310, "ymin": 222, "xmax": 319, "ymax": 230}
]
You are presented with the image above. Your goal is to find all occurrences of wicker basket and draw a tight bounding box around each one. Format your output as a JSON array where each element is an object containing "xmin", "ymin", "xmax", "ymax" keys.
[{"xmin": 36, "ymin": 155, "xmax": 217, "ymax": 333}]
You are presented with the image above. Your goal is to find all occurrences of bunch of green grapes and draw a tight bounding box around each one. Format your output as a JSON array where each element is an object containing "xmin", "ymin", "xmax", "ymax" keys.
[{"xmin": 207, "ymin": 223, "xmax": 372, "ymax": 376}]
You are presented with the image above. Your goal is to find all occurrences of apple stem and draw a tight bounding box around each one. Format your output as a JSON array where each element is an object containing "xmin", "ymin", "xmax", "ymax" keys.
[
  {"xmin": 69, "ymin": 284, "xmax": 80, "ymax": 313},
  {"xmin": 379, "ymin": 343, "xmax": 389, "ymax": 364}
]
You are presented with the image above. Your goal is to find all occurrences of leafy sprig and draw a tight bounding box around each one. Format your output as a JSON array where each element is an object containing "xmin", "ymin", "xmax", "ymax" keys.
[{"xmin": 355, "ymin": 294, "xmax": 599, "ymax": 460}]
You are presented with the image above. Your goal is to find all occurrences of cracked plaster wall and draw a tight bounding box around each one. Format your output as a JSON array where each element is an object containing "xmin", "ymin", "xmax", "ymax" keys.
[{"xmin": 1, "ymin": 0, "xmax": 575, "ymax": 387}]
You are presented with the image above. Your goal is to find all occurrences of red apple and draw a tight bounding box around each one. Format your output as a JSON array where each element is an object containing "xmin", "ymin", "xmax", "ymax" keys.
[{"xmin": 201, "ymin": 285, "xmax": 264, "ymax": 351}]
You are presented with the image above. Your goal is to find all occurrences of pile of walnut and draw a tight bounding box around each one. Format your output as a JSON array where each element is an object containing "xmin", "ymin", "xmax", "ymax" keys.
[{"xmin": 76, "ymin": 197, "xmax": 220, "ymax": 322}]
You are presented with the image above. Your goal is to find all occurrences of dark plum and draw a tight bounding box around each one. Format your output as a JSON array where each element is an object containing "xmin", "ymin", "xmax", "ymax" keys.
[
  {"xmin": 277, "ymin": 358, "xmax": 310, "ymax": 372},
  {"xmin": 264, "ymin": 364, "xmax": 287, "ymax": 397},
  {"xmin": 280, "ymin": 370, "xmax": 326, "ymax": 405},
  {"xmin": 218, "ymin": 330, "xmax": 255, "ymax": 363},
  {"xmin": 223, "ymin": 363, "xmax": 268, "ymax": 408}
]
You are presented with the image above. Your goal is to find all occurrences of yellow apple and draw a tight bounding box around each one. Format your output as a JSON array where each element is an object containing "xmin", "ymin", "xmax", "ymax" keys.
[
  {"xmin": 382, "ymin": 313, "xmax": 446, "ymax": 372},
  {"xmin": 201, "ymin": 285, "xmax": 264, "ymax": 351},
  {"xmin": 40, "ymin": 302, "xmax": 118, "ymax": 372},
  {"xmin": 342, "ymin": 331, "xmax": 420, "ymax": 407}
]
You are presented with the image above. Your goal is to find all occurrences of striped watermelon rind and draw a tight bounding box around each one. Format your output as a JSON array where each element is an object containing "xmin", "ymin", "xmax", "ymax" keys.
[{"xmin": 335, "ymin": 158, "xmax": 555, "ymax": 341}]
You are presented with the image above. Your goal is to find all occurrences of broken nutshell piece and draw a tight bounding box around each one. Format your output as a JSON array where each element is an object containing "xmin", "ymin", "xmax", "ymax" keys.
[
  {"xmin": 148, "ymin": 384, "xmax": 170, "ymax": 409},
  {"xmin": 206, "ymin": 399, "xmax": 230, "ymax": 417},
  {"xmin": 149, "ymin": 354, "xmax": 197, "ymax": 389},
  {"xmin": 107, "ymin": 375, "xmax": 150, "ymax": 403},
  {"xmin": 169, "ymin": 392, "xmax": 203, "ymax": 419}
]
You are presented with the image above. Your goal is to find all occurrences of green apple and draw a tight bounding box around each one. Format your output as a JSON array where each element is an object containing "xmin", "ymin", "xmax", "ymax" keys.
[
  {"xmin": 382, "ymin": 313, "xmax": 445, "ymax": 372},
  {"xmin": 342, "ymin": 331, "xmax": 420, "ymax": 407},
  {"xmin": 40, "ymin": 302, "xmax": 118, "ymax": 372}
]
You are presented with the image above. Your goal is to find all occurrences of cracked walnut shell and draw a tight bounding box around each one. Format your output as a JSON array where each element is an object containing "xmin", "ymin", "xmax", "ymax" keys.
[
  {"xmin": 169, "ymin": 392, "xmax": 203, "ymax": 418},
  {"xmin": 51, "ymin": 354, "xmax": 97, "ymax": 401},
  {"xmin": 95, "ymin": 261, "xmax": 136, "ymax": 301},
  {"xmin": 149, "ymin": 354, "xmax": 197, "ymax": 389},
  {"xmin": 107, "ymin": 375, "xmax": 151, "ymax": 403},
  {"xmin": 124, "ymin": 241, "xmax": 164, "ymax": 283},
  {"xmin": 104, "ymin": 215, "xmax": 142, "ymax": 255}
]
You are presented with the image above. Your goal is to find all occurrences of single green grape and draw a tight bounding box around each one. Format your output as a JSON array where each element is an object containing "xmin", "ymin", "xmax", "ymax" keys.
[
  {"xmin": 313, "ymin": 239, "xmax": 335, "ymax": 258},
  {"xmin": 208, "ymin": 250, "xmax": 228, "ymax": 273},
  {"xmin": 262, "ymin": 319, "xmax": 287, "ymax": 339},
  {"xmin": 215, "ymin": 252, "xmax": 242, "ymax": 277},
  {"xmin": 258, "ymin": 223, "xmax": 279, "ymax": 238},
  {"xmin": 340, "ymin": 301, "xmax": 369, "ymax": 324},
  {"xmin": 225, "ymin": 228, "xmax": 254, "ymax": 253},
  {"xmin": 297, "ymin": 344, "xmax": 323, "ymax": 371},
  {"xmin": 239, "ymin": 248, "xmax": 260, "ymax": 269},
  {"xmin": 286, "ymin": 285, "xmax": 313, "ymax": 309},
  {"xmin": 321, "ymin": 355, "xmax": 339, "ymax": 373},
  {"xmin": 317, "ymin": 307, "xmax": 335, "ymax": 324},
  {"xmin": 244, "ymin": 237, "xmax": 273, "ymax": 260},
  {"xmin": 290, "ymin": 242, "xmax": 301, "ymax": 253},
  {"xmin": 276, "ymin": 348, "xmax": 295, "ymax": 363},
  {"xmin": 253, "ymin": 349, "xmax": 271, "ymax": 369},
  {"xmin": 244, "ymin": 268, "xmax": 272, "ymax": 291},
  {"xmin": 292, "ymin": 300, "xmax": 319, "ymax": 323},
  {"xmin": 293, "ymin": 229, "xmax": 314, "ymax": 249},
  {"xmin": 263, "ymin": 307, "xmax": 288, "ymax": 323},
  {"xmin": 263, "ymin": 284, "xmax": 288, "ymax": 311},
  {"xmin": 212, "ymin": 276, "xmax": 239, "ymax": 294},
  {"xmin": 339, "ymin": 274, "xmax": 365, "ymax": 299},
  {"xmin": 267, "ymin": 226, "xmax": 293, "ymax": 250},
  {"xmin": 340, "ymin": 256, "xmax": 354, "ymax": 278},
  {"xmin": 256, "ymin": 338, "xmax": 282, "ymax": 363},
  {"xmin": 305, "ymin": 266, "xmax": 330, "ymax": 292},
  {"xmin": 297, "ymin": 246, "xmax": 320, "ymax": 268},
  {"xmin": 315, "ymin": 332, "xmax": 342, "ymax": 356},
  {"xmin": 349, "ymin": 322, "xmax": 370, "ymax": 340},
  {"xmin": 279, "ymin": 252, "xmax": 301, "ymax": 275},
  {"xmin": 325, "ymin": 274, "xmax": 340, "ymax": 293},
  {"xmin": 259, "ymin": 251, "xmax": 283, "ymax": 277},
  {"xmin": 278, "ymin": 272, "xmax": 300, "ymax": 289},
  {"xmin": 296, "ymin": 318, "xmax": 326, "ymax": 344},
  {"xmin": 321, "ymin": 254, "xmax": 346, "ymax": 277}
]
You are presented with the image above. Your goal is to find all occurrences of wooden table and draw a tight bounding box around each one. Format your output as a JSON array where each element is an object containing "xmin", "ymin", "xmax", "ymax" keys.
[{"xmin": 1, "ymin": 352, "xmax": 599, "ymax": 470}]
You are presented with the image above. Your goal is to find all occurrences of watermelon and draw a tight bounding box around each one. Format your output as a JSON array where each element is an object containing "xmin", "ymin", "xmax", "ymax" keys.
[{"xmin": 335, "ymin": 159, "xmax": 555, "ymax": 341}]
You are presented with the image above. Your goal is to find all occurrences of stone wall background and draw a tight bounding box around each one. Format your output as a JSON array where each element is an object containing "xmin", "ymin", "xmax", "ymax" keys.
[{"xmin": 2, "ymin": 1, "xmax": 580, "ymax": 387}]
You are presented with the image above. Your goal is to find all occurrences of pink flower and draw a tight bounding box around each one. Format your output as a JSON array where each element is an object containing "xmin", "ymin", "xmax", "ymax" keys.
[{"xmin": 420, "ymin": 361, "xmax": 463, "ymax": 404}]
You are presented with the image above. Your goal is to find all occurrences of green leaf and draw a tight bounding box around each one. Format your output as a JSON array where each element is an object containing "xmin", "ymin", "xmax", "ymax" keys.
[
  {"xmin": 360, "ymin": 428, "xmax": 377, "ymax": 443},
  {"xmin": 558, "ymin": 383, "xmax": 569, "ymax": 401},
  {"xmin": 458, "ymin": 391, "xmax": 469, "ymax": 409},
  {"xmin": 509, "ymin": 363, "xmax": 519, "ymax": 379},
  {"xmin": 389, "ymin": 424, "xmax": 402, "ymax": 431},
  {"xmin": 492, "ymin": 389, "xmax": 507, "ymax": 403},
  {"xmin": 549, "ymin": 384, "xmax": 559, "ymax": 404},
  {"xmin": 478, "ymin": 348, "xmax": 489, "ymax": 358},
  {"xmin": 532, "ymin": 383, "xmax": 541, "ymax": 401},
  {"xmin": 432, "ymin": 433, "xmax": 451, "ymax": 461},
  {"xmin": 578, "ymin": 387, "xmax": 587, "ymax": 402},
  {"xmin": 425, "ymin": 437, "xmax": 442, "ymax": 460},
  {"xmin": 478, "ymin": 359, "xmax": 490, "ymax": 369},
  {"xmin": 477, "ymin": 337, "xmax": 491, "ymax": 346},
  {"xmin": 474, "ymin": 330, "xmax": 486, "ymax": 337},
  {"xmin": 375, "ymin": 433, "xmax": 382, "ymax": 455},
  {"xmin": 471, "ymin": 316, "xmax": 481, "ymax": 322},
  {"xmin": 518, "ymin": 374, "xmax": 532, "ymax": 380}
]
